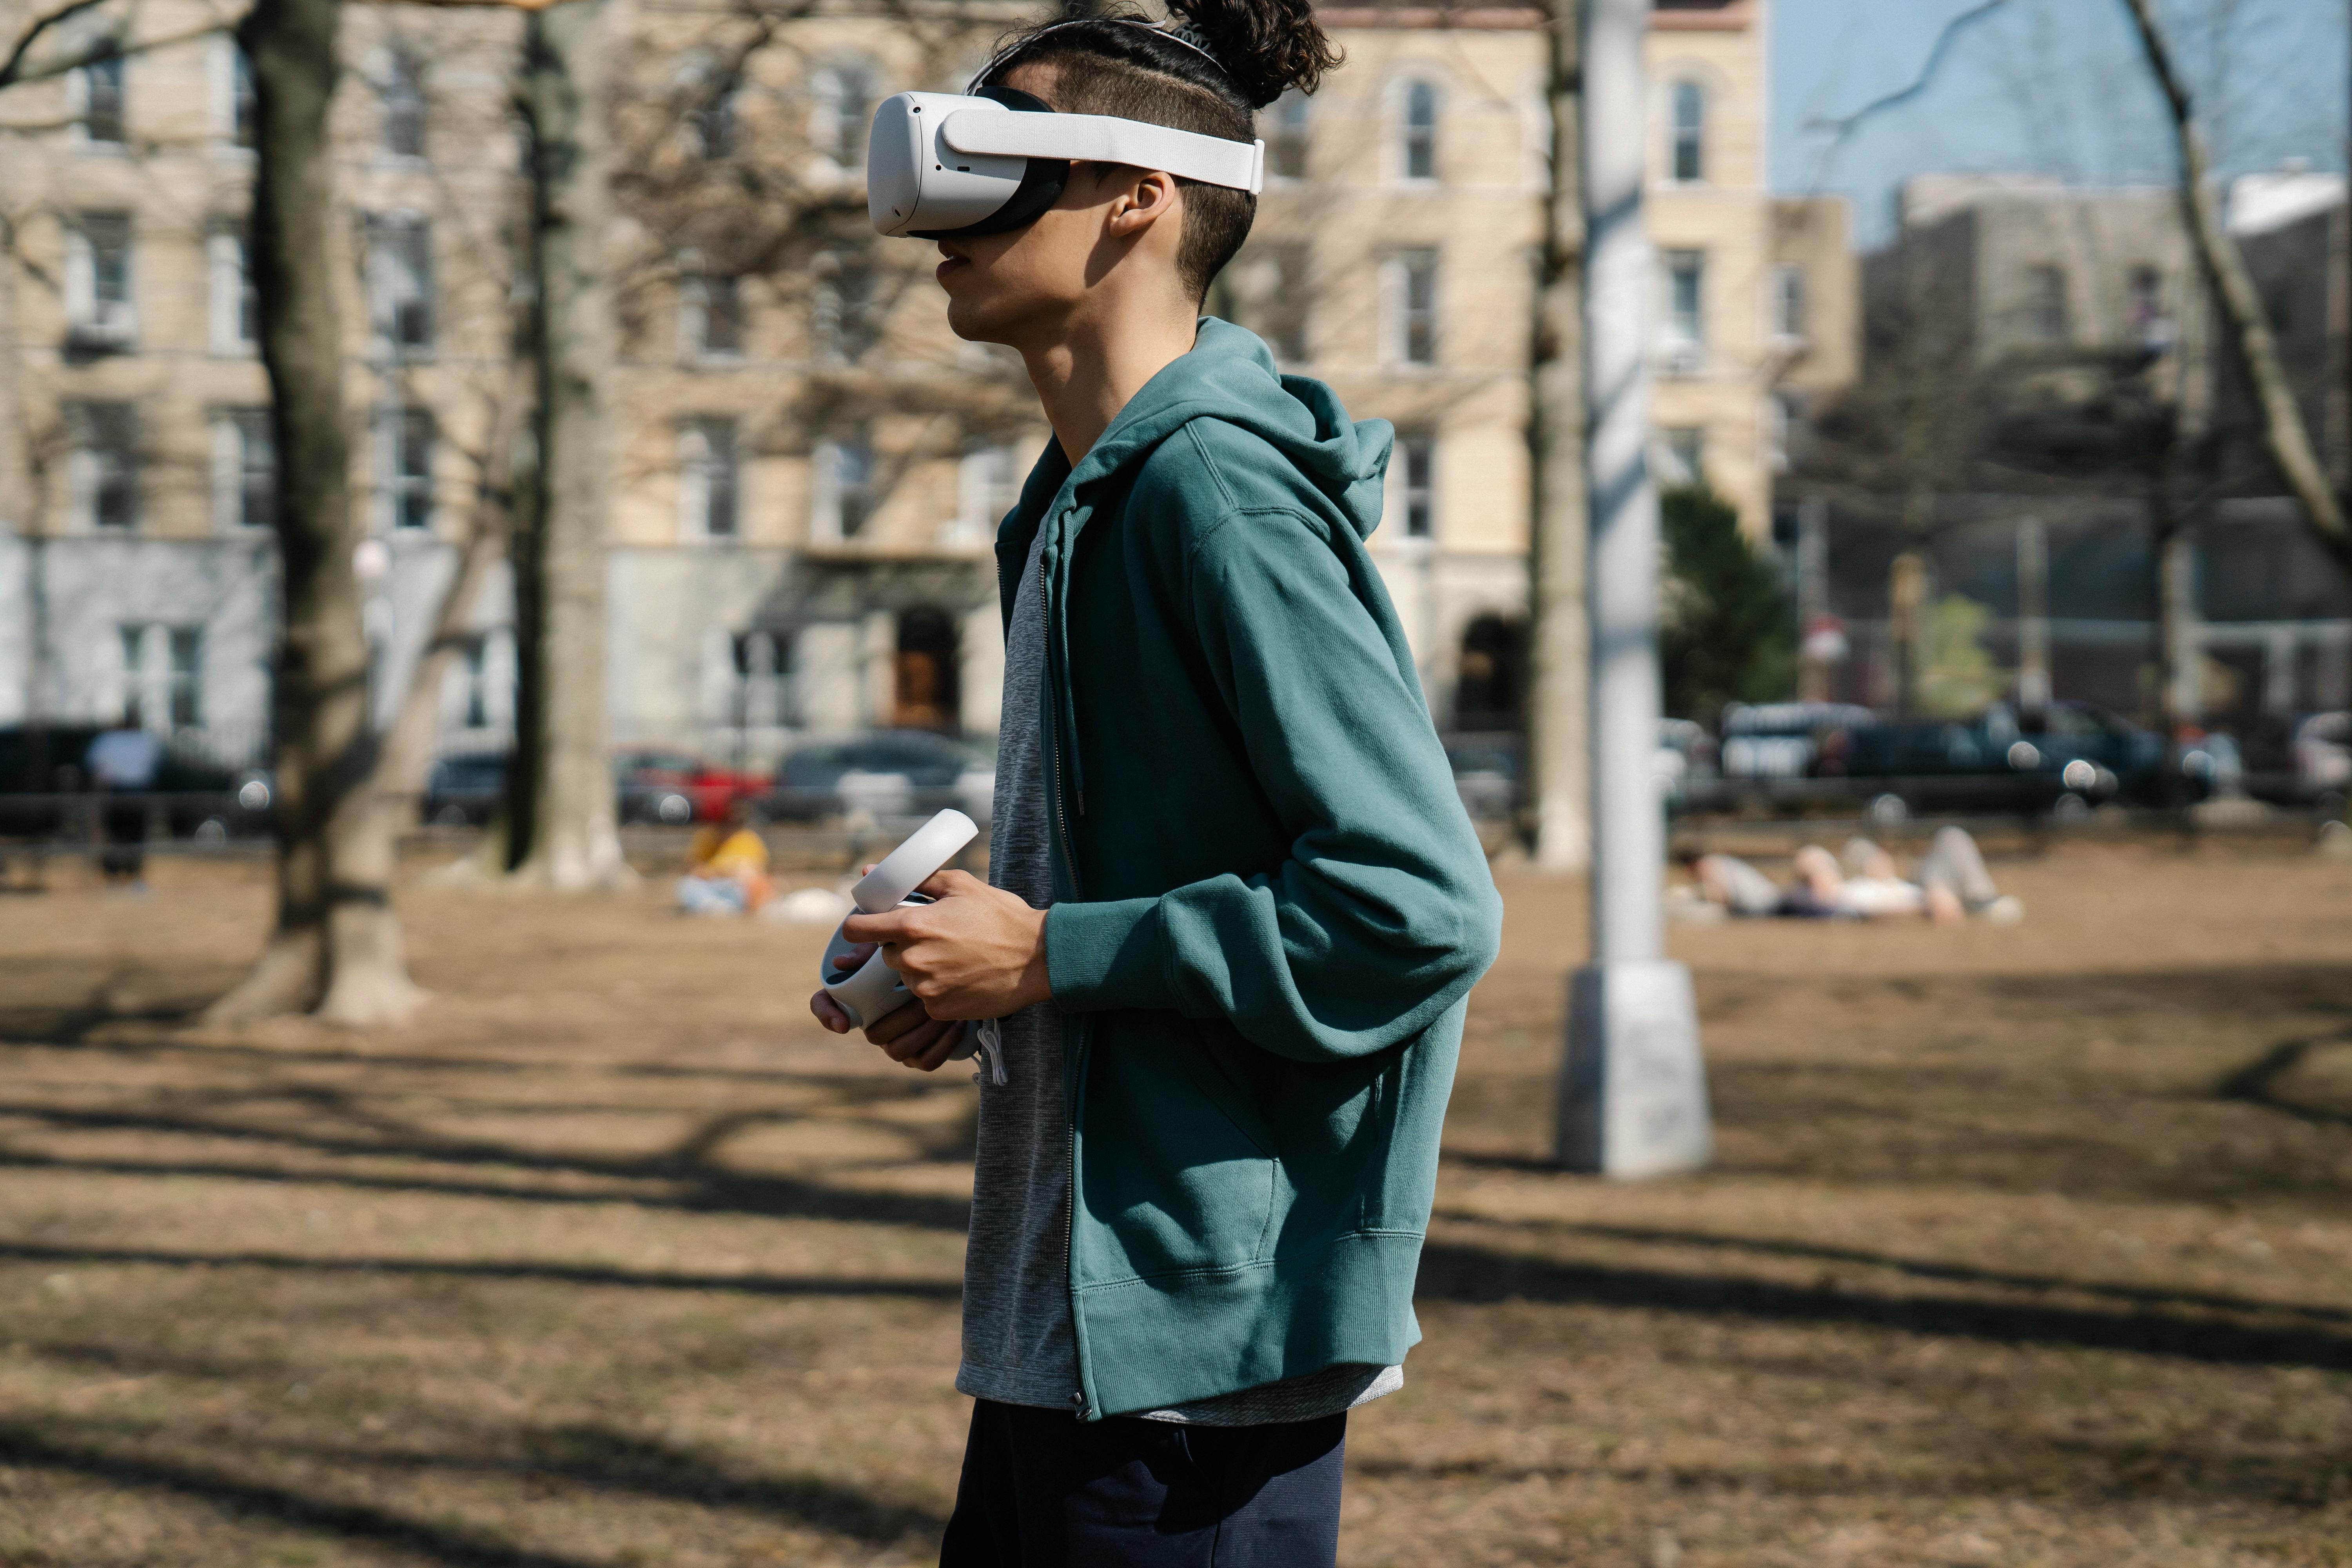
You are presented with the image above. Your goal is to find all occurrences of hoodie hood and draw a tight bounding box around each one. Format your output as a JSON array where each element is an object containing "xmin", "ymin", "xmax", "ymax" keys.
[{"xmin": 1045, "ymin": 316, "xmax": 1395, "ymax": 542}]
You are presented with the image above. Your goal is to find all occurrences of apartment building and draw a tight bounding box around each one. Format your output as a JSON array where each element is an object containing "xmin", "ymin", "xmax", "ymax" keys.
[{"xmin": 0, "ymin": 0, "xmax": 1850, "ymax": 774}]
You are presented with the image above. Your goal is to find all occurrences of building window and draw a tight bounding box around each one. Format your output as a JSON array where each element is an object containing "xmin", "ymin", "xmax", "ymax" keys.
[
  {"xmin": 690, "ymin": 77, "xmax": 738, "ymax": 161},
  {"xmin": 1663, "ymin": 249, "xmax": 1706, "ymax": 371},
  {"xmin": 1383, "ymin": 247, "xmax": 1439, "ymax": 367},
  {"xmin": 382, "ymin": 407, "xmax": 435, "ymax": 530},
  {"xmin": 813, "ymin": 438, "xmax": 874, "ymax": 541},
  {"xmin": 67, "ymin": 401, "xmax": 139, "ymax": 531},
  {"xmin": 2027, "ymin": 264, "xmax": 2068, "ymax": 342},
  {"xmin": 1211, "ymin": 243, "xmax": 1309, "ymax": 363},
  {"xmin": 958, "ymin": 444, "xmax": 1022, "ymax": 536},
  {"xmin": 366, "ymin": 216, "xmax": 434, "ymax": 350},
  {"xmin": 65, "ymin": 212, "xmax": 136, "ymax": 349},
  {"xmin": 813, "ymin": 62, "xmax": 875, "ymax": 169},
  {"xmin": 119, "ymin": 626, "xmax": 203, "ymax": 733},
  {"xmin": 1400, "ymin": 78, "xmax": 1438, "ymax": 182},
  {"xmin": 1397, "ymin": 431, "xmax": 1435, "ymax": 539},
  {"xmin": 1661, "ymin": 426, "xmax": 1705, "ymax": 488},
  {"xmin": 1267, "ymin": 90, "xmax": 1309, "ymax": 181},
  {"xmin": 813, "ymin": 255, "xmax": 881, "ymax": 363},
  {"xmin": 212, "ymin": 408, "xmax": 274, "ymax": 531},
  {"xmin": 678, "ymin": 417, "xmax": 741, "ymax": 539},
  {"xmin": 230, "ymin": 45, "xmax": 257, "ymax": 148},
  {"xmin": 208, "ymin": 231, "xmax": 257, "ymax": 352},
  {"xmin": 383, "ymin": 53, "xmax": 425, "ymax": 157},
  {"xmin": 681, "ymin": 266, "xmax": 743, "ymax": 358},
  {"xmin": 1770, "ymin": 262, "xmax": 1807, "ymax": 343},
  {"xmin": 78, "ymin": 55, "xmax": 126, "ymax": 145},
  {"xmin": 1670, "ymin": 80, "xmax": 1705, "ymax": 183}
]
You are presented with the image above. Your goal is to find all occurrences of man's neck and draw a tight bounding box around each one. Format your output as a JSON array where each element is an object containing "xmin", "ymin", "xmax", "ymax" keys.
[{"xmin": 1017, "ymin": 305, "xmax": 1198, "ymax": 468}]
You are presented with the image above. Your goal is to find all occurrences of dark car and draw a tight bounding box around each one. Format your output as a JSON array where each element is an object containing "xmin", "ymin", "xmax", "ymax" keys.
[
  {"xmin": 421, "ymin": 750, "xmax": 508, "ymax": 827},
  {"xmin": 0, "ymin": 724, "xmax": 271, "ymax": 841},
  {"xmin": 612, "ymin": 749, "xmax": 701, "ymax": 826},
  {"xmin": 1828, "ymin": 701, "xmax": 2166, "ymax": 818},
  {"xmin": 770, "ymin": 730, "xmax": 993, "ymax": 822}
]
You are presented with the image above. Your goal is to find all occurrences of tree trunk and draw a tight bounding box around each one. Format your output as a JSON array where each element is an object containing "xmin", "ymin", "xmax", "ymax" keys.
[
  {"xmin": 377, "ymin": 379, "xmax": 521, "ymax": 818},
  {"xmin": 208, "ymin": 0, "xmax": 422, "ymax": 1025},
  {"xmin": 508, "ymin": 0, "xmax": 626, "ymax": 888},
  {"xmin": 1889, "ymin": 540, "xmax": 1927, "ymax": 717},
  {"xmin": 1524, "ymin": 0, "xmax": 1589, "ymax": 872},
  {"xmin": 2122, "ymin": 0, "xmax": 2352, "ymax": 578}
]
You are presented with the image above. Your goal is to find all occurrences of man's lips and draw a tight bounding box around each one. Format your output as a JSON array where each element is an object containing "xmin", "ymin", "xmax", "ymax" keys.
[{"xmin": 936, "ymin": 244, "xmax": 971, "ymax": 283}]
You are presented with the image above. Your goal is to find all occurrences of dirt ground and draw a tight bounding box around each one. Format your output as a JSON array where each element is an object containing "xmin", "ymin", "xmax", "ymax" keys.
[{"xmin": 0, "ymin": 836, "xmax": 2347, "ymax": 1567}]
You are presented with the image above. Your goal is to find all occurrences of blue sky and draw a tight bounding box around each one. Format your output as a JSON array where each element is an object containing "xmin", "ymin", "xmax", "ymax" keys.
[{"xmin": 1770, "ymin": 0, "xmax": 2349, "ymax": 248}]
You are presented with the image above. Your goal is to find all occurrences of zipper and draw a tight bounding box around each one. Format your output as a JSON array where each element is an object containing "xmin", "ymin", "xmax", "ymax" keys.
[{"xmin": 1040, "ymin": 517, "xmax": 1093, "ymax": 1419}]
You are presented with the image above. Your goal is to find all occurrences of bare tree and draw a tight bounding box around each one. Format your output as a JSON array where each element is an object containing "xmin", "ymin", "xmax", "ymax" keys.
[
  {"xmin": 209, "ymin": 0, "xmax": 424, "ymax": 1023},
  {"xmin": 500, "ymin": 0, "xmax": 627, "ymax": 888},
  {"xmin": 1524, "ymin": 0, "xmax": 1587, "ymax": 870},
  {"xmin": 2121, "ymin": 0, "xmax": 2352, "ymax": 576}
]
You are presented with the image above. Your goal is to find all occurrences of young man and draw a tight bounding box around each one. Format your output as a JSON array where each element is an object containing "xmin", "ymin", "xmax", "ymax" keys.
[{"xmin": 808, "ymin": 5, "xmax": 1502, "ymax": 1561}]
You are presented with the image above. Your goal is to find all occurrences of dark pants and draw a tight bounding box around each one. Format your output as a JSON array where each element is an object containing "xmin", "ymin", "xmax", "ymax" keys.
[{"xmin": 939, "ymin": 1399, "xmax": 1346, "ymax": 1568}]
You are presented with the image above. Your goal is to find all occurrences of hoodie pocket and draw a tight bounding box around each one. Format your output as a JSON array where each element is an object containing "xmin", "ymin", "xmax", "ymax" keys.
[{"xmin": 1074, "ymin": 1017, "xmax": 1277, "ymax": 1282}]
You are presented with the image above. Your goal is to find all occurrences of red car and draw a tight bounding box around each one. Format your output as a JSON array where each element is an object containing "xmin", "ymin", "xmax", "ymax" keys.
[{"xmin": 612, "ymin": 750, "xmax": 767, "ymax": 825}]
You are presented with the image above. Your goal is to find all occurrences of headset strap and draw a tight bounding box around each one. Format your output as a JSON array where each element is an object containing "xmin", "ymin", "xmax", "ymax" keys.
[{"xmin": 941, "ymin": 109, "xmax": 1264, "ymax": 194}]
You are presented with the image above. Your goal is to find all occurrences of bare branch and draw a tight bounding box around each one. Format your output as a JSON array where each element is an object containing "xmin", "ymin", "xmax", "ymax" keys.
[
  {"xmin": 2118, "ymin": 0, "xmax": 2352, "ymax": 569},
  {"xmin": 0, "ymin": 0, "xmax": 112, "ymax": 91},
  {"xmin": 1800, "ymin": 0, "xmax": 2013, "ymax": 192}
]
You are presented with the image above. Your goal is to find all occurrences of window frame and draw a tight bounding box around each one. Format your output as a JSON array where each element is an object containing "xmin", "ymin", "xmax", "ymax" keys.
[
  {"xmin": 1381, "ymin": 247, "xmax": 1441, "ymax": 369},
  {"xmin": 1669, "ymin": 78, "xmax": 1706, "ymax": 184},
  {"xmin": 1663, "ymin": 248, "xmax": 1707, "ymax": 372},
  {"xmin": 366, "ymin": 214, "xmax": 435, "ymax": 353},
  {"xmin": 1266, "ymin": 90, "xmax": 1310, "ymax": 183},
  {"xmin": 1398, "ymin": 76, "xmax": 1440, "ymax": 184},
  {"xmin": 381, "ymin": 406, "xmax": 436, "ymax": 532},
  {"xmin": 677, "ymin": 416, "xmax": 743, "ymax": 542},
  {"xmin": 67, "ymin": 401, "xmax": 140, "ymax": 532},
  {"xmin": 1396, "ymin": 430, "xmax": 1437, "ymax": 541}
]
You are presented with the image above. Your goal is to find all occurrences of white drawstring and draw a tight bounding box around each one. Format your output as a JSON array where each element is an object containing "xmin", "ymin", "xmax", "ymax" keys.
[{"xmin": 973, "ymin": 1017, "xmax": 1009, "ymax": 1087}]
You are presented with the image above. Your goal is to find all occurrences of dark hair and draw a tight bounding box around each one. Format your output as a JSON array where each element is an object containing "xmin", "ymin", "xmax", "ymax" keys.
[{"xmin": 979, "ymin": 0, "xmax": 1339, "ymax": 300}]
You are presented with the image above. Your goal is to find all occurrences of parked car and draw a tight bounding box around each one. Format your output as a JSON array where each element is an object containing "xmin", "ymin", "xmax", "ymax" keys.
[
  {"xmin": 769, "ymin": 730, "xmax": 994, "ymax": 823},
  {"xmin": 421, "ymin": 750, "xmax": 508, "ymax": 827},
  {"xmin": 0, "ymin": 724, "xmax": 271, "ymax": 840},
  {"xmin": 2292, "ymin": 711, "xmax": 2349, "ymax": 809},
  {"xmin": 1826, "ymin": 701, "xmax": 2167, "ymax": 817},
  {"xmin": 611, "ymin": 749, "xmax": 702, "ymax": 826},
  {"xmin": 1719, "ymin": 701, "xmax": 1879, "ymax": 782},
  {"xmin": 1443, "ymin": 723, "xmax": 1719, "ymax": 822}
]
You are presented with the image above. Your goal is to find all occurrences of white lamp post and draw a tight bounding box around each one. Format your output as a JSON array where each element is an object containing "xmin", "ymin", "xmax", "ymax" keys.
[{"xmin": 1555, "ymin": 0, "xmax": 1711, "ymax": 1176}]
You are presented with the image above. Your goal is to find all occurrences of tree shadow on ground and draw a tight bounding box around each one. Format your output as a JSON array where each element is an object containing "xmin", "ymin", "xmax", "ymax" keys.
[
  {"xmin": 1413, "ymin": 1238, "xmax": 2352, "ymax": 1372},
  {"xmin": 1426, "ymin": 1212, "xmax": 2352, "ymax": 1325},
  {"xmin": 0, "ymin": 1240, "xmax": 960, "ymax": 1301}
]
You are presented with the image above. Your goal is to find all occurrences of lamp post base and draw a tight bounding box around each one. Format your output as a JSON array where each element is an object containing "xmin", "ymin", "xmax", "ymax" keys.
[{"xmin": 1556, "ymin": 958, "xmax": 1711, "ymax": 1176}]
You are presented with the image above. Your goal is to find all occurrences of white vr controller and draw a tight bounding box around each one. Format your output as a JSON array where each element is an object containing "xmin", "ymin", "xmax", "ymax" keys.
[{"xmin": 820, "ymin": 808, "xmax": 982, "ymax": 1030}]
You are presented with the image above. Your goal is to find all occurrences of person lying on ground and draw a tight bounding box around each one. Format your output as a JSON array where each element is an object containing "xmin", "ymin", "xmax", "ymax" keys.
[
  {"xmin": 676, "ymin": 799, "xmax": 772, "ymax": 916},
  {"xmin": 806, "ymin": 6, "xmax": 1503, "ymax": 1561},
  {"xmin": 1686, "ymin": 826, "xmax": 2022, "ymax": 924}
]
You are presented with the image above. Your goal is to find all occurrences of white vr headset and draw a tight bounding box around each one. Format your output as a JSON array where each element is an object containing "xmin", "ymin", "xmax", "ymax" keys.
[{"xmin": 867, "ymin": 85, "xmax": 1265, "ymax": 240}]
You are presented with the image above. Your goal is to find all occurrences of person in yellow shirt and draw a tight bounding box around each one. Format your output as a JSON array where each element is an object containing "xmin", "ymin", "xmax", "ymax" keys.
[{"xmin": 678, "ymin": 799, "xmax": 772, "ymax": 915}]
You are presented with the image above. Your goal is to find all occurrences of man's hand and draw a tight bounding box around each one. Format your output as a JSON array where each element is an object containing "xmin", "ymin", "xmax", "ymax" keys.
[
  {"xmin": 841, "ymin": 869, "xmax": 1051, "ymax": 1021},
  {"xmin": 809, "ymin": 971, "xmax": 970, "ymax": 1071}
]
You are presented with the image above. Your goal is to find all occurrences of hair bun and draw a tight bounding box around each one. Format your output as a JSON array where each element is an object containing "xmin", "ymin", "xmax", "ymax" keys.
[{"xmin": 1164, "ymin": 0, "xmax": 1341, "ymax": 109}]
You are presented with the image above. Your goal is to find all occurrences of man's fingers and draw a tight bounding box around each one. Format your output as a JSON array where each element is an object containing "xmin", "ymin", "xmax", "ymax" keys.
[
  {"xmin": 809, "ymin": 990, "xmax": 854, "ymax": 1034},
  {"xmin": 913, "ymin": 867, "xmax": 985, "ymax": 899},
  {"xmin": 862, "ymin": 997, "xmax": 933, "ymax": 1045},
  {"xmin": 906, "ymin": 1022, "xmax": 971, "ymax": 1072},
  {"xmin": 841, "ymin": 907, "xmax": 914, "ymax": 946},
  {"xmin": 878, "ymin": 1014, "xmax": 957, "ymax": 1065}
]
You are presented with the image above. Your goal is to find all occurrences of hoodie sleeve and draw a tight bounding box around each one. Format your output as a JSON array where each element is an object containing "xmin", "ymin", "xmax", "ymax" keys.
[{"xmin": 1044, "ymin": 504, "xmax": 1504, "ymax": 1063}]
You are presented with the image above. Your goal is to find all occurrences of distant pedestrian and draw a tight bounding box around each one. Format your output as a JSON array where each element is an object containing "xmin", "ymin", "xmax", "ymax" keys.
[
  {"xmin": 85, "ymin": 720, "xmax": 161, "ymax": 887},
  {"xmin": 808, "ymin": 0, "xmax": 1503, "ymax": 1561}
]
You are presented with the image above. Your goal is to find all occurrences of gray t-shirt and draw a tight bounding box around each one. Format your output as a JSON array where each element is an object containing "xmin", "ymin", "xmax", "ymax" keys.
[{"xmin": 953, "ymin": 521, "xmax": 1401, "ymax": 1425}]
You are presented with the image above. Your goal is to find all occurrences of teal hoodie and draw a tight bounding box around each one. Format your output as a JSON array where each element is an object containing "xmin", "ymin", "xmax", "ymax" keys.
[{"xmin": 1001, "ymin": 317, "xmax": 1503, "ymax": 1419}]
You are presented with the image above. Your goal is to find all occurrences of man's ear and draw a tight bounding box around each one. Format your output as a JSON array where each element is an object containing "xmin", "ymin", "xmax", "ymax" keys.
[{"xmin": 1104, "ymin": 168, "xmax": 1181, "ymax": 240}]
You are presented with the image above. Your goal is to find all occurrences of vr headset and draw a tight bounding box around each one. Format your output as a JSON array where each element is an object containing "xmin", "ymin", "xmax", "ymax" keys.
[{"xmin": 866, "ymin": 85, "xmax": 1265, "ymax": 240}]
